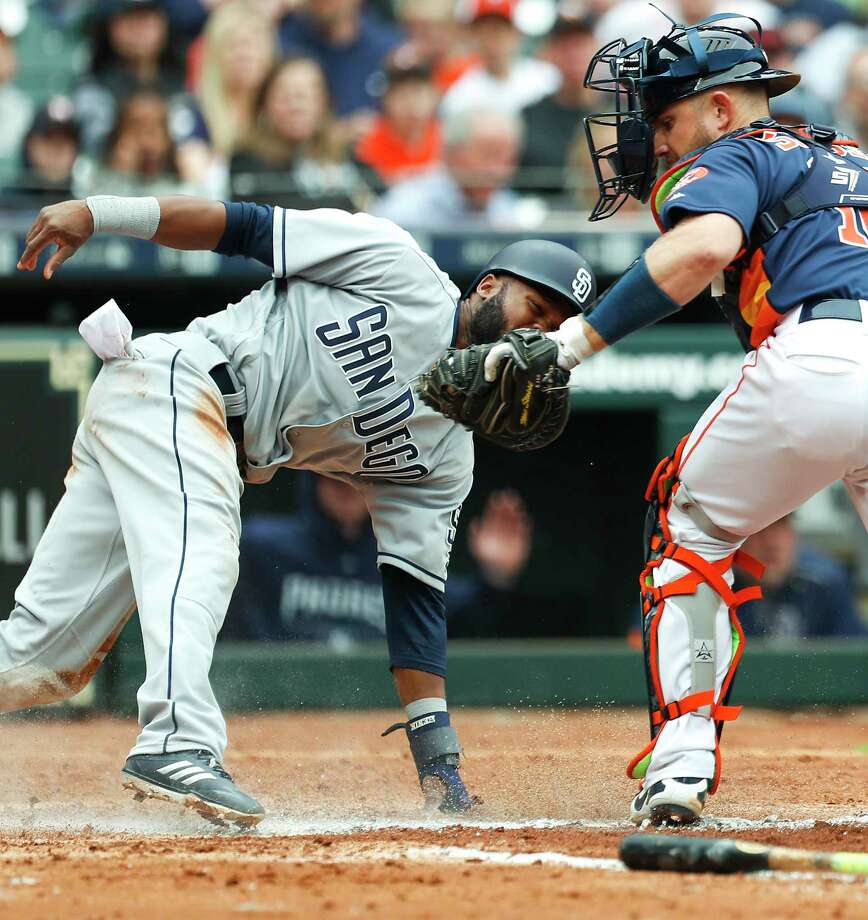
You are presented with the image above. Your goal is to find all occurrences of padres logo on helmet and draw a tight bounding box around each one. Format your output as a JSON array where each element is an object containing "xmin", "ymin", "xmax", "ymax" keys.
[
  {"xmin": 463, "ymin": 240, "xmax": 597, "ymax": 313},
  {"xmin": 572, "ymin": 267, "xmax": 594, "ymax": 304}
]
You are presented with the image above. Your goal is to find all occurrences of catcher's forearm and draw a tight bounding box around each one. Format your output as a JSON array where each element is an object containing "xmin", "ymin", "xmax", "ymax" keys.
[{"xmin": 582, "ymin": 254, "xmax": 681, "ymax": 346}]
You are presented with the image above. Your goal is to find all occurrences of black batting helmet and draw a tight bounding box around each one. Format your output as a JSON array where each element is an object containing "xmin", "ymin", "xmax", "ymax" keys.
[{"xmin": 463, "ymin": 239, "xmax": 596, "ymax": 314}]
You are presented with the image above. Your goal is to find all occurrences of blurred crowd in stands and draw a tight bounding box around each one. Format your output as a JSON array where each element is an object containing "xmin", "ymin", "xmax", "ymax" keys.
[
  {"xmin": 223, "ymin": 475, "xmax": 535, "ymax": 644},
  {"xmin": 227, "ymin": 472, "xmax": 867, "ymax": 645},
  {"xmin": 1, "ymin": 0, "xmax": 866, "ymax": 224},
  {"xmin": 228, "ymin": 471, "xmax": 868, "ymax": 644}
]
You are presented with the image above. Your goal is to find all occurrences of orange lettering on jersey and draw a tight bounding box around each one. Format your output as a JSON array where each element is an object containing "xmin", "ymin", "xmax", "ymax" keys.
[
  {"xmin": 837, "ymin": 207, "xmax": 868, "ymax": 248},
  {"xmin": 757, "ymin": 130, "xmax": 805, "ymax": 152}
]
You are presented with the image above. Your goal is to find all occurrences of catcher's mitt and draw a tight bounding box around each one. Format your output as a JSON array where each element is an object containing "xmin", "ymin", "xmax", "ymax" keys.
[{"xmin": 417, "ymin": 328, "xmax": 570, "ymax": 451}]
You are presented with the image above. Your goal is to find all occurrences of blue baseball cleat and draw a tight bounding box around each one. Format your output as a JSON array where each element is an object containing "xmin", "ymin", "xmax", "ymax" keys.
[
  {"xmin": 419, "ymin": 755, "xmax": 478, "ymax": 813},
  {"xmin": 382, "ymin": 714, "xmax": 480, "ymax": 814}
]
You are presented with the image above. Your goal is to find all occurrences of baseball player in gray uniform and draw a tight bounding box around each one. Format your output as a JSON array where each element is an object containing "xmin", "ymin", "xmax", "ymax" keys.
[{"xmin": 11, "ymin": 195, "xmax": 595, "ymax": 827}]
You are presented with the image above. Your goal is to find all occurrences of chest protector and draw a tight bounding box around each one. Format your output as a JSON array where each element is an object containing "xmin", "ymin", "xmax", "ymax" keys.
[{"xmin": 652, "ymin": 118, "xmax": 868, "ymax": 351}]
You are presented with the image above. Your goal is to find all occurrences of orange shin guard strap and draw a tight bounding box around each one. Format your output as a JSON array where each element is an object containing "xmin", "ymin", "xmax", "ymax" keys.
[
  {"xmin": 734, "ymin": 548, "xmax": 765, "ymax": 580},
  {"xmin": 651, "ymin": 690, "xmax": 714, "ymax": 726},
  {"xmin": 651, "ymin": 693, "xmax": 742, "ymax": 727},
  {"xmin": 733, "ymin": 585, "xmax": 762, "ymax": 605},
  {"xmin": 665, "ymin": 545, "xmax": 739, "ymax": 607},
  {"xmin": 714, "ymin": 704, "xmax": 742, "ymax": 721}
]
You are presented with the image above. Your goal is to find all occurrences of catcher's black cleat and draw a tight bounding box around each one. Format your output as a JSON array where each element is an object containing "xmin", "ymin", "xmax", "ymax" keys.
[
  {"xmin": 629, "ymin": 777, "xmax": 708, "ymax": 826},
  {"xmin": 122, "ymin": 750, "xmax": 264, "ymax": 829}
]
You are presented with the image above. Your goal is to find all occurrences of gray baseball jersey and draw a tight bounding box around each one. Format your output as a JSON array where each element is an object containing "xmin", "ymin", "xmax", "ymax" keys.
[
  {"xmin": 0, "ymin": 204, "xmax": 473, "ymax": 767},
  {"xmin": 188, "ymin": 207, "xmax": 474, "ymax": 591}
]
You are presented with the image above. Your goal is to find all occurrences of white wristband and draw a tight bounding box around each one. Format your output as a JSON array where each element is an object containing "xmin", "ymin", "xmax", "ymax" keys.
[
  {"xmin": 85, "ymin": 195, "xmax": 161, "ymax": 240},
  {"xmin": 546, "ymin": 315, "xmax": 596, "ymax": 371}
]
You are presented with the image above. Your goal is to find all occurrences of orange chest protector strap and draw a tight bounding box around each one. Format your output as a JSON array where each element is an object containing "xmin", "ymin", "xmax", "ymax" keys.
[{"xmin": 629, "ymin": 435, "xmax": 764, "ymax": 795}]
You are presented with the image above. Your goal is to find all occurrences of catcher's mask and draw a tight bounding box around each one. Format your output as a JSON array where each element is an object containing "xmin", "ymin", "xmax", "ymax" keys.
[
  {"xmin": 463, "ymin": 239, "xmax": 596, "ymax": 314},
  {"xmin": 583, "ymin": 10, "xmax": 800, "ymax": 220}
]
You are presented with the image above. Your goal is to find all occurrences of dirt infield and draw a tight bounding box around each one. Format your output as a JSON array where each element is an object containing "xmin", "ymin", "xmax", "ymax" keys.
[{"xmin": 0, "ymin": 707, "xmax": 865, "ymax": 918}]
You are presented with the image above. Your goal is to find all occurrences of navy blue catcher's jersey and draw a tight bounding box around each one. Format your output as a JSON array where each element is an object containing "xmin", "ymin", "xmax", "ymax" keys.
[{"xmin": 656, "ymin": 128, "xmax": 868, "ymax": 347}]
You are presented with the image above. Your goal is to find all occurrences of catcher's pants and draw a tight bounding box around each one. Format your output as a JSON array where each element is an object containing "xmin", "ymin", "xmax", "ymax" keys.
[
  {"xmin": 0, "ymin": 333, "xmax": 241, "ymax": 760},
  {"xmin": 647, "ymin": 304, "xmax": 868, "ymax": 784}
]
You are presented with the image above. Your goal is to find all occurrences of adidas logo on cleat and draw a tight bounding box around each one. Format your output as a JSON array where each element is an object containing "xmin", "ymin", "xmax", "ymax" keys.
[{"xmin": 156, "ymin": 759, "xmax": 221, "ymax": 786}]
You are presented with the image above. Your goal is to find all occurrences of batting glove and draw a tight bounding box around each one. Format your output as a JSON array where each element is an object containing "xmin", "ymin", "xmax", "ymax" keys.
[{"xmin": 483, "ymin": 316, "xmax": 596, "ymax": 381}]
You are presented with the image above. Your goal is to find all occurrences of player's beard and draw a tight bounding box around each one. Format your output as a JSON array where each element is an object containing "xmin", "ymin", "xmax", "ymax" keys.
[{"xmin": 468, "ymin": 287, "xmax": 507, "ymax": 345}]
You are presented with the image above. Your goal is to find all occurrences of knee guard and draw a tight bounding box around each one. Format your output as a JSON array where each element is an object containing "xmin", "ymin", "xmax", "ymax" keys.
[{"xmin": 627, "ymin": 436, "xmax": 765, "ymax": 794}]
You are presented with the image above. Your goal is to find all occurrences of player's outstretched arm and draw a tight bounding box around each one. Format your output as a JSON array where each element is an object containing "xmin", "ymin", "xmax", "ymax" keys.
[
  {"xmin": 476, "ymin": 211, "xmax": 742, "ymax": 386},
  {"xmin": 17, "ymin": 196, "xmax": 227, "ymax": 279}
]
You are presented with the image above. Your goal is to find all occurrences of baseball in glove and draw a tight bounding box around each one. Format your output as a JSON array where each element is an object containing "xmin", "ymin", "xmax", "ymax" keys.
[{"xmin": 417, "ymin": 328, "xmax": 571, "ymax": 451}]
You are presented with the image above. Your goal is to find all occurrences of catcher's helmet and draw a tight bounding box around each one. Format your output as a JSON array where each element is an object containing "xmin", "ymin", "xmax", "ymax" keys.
[
  {"xmin": 583, "ymin": 11, "xmax": 800, "ymax": 220},
  {"xmin": 463, "ymin": 239, "xmax": 596, "ymax": 314}
]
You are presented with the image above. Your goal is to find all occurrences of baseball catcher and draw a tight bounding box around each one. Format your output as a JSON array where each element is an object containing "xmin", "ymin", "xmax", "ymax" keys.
[{"xmin": 449, "ymin": 10, "xmax": 868, "ymax": 826}]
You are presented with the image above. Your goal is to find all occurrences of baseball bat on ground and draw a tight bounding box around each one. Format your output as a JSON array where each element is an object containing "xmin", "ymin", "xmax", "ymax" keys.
[{"xmin": 620, "ymin": 833, "xmax": 868, "ymax": 875}]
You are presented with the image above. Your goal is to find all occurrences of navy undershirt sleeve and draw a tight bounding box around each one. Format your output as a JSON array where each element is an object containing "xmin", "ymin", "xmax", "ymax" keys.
[
  {"xmin": 213, "ymin": 201, "xmax": 274, "ymax": 268},
  {"xmin": 381, "ymin": 564, "xmax": 447, "ymax": 677}
]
